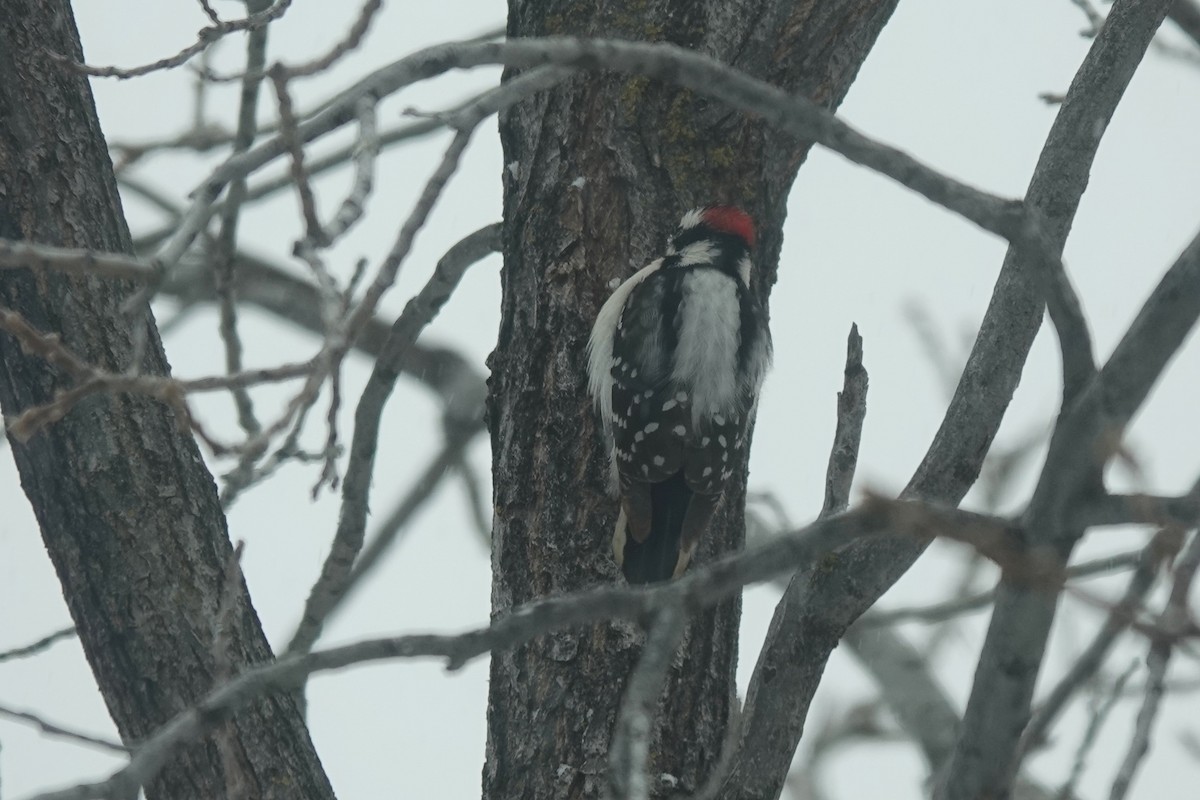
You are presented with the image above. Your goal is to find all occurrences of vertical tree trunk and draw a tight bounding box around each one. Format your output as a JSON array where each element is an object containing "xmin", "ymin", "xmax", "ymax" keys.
[
  {"xmin": 0, "ymin": 3, "xmax": 334, "ymax": 798},
  {"xmin": 485, "ymin": 2, "xmax": 900, "ymax": 797}
]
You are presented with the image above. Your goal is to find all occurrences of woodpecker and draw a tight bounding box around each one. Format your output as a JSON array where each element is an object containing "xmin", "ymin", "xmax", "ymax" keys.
[{"xmin": 587, "ymin": 205, "xmax": 772, "ymax": 584}]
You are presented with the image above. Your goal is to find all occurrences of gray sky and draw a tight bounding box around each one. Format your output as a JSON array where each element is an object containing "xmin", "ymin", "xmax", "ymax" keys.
[{"xmin": 2, "ymin": 1, "xmax": 1199, "ymax": 797}]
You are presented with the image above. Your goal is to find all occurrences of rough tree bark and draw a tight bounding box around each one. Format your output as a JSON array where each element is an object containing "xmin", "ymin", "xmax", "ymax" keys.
[
  {"xmin": 0, "ymin": 3, "xmax": 334, "ymax": 798},
  {"xmin": 485, "ymin": 2, "xmax": 899, "ymax": 798}
]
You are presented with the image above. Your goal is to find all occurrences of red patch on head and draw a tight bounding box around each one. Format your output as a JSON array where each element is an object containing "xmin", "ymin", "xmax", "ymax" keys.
[{"xmin": 701, "ymin": 206, "xmax": 756, "ymax": 249}]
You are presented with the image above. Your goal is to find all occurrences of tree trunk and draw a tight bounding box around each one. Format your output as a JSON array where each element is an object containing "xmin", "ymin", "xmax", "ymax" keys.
[
  {"xmin": 485, "ymin": 2, "xmax": 899, "ymax": 797},
  {"xmin": 0, "ymin": 3, "xmax": 334, "ymax": 798}
]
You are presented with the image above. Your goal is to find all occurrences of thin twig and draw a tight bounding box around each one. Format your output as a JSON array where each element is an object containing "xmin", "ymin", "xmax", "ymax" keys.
[
  {"xmin": 1109, "ymin": 530, "xmax": 1200, "ymax": 799},
  {"xmin": 1057, "ymin": 659, "xmax": 1139, "ymax": 800},
  {"xmin": 285, "ymin": 224, "xmax": 500, "ymax": 656},
  {"xmin": 278, "ymin": 0, "xmax": 383, "ymax": 79},
  {"xmin": 45, "ymin": 0, "xmax": 295, "ymax": 79},
  {"xmin": 0, "ymin": 304, "xmax": 315, "ymax": 442},
  {"xmin": 269, "ymin": 66, "xmax": 324, "ymax": 247},
  {"xmin": 1068, "ymin": 0, "xmax": 1107, "ymax": 35},
  {"xmin": 212, "ymin": 0, "xmax": 273, "ymax": 438},
  {"xmin": 0, "ymin": 704, "xmax": 128, "ymax": 754},
  {"xmin": 861, "ymin": 549, "xmax": 1144, "ymax": 628},
  {"xmin": 343, "ymin": 416, "xmax": 483, "ymax": 601},
  {"xmin": 319, "ymin": 96, "xmax": 380, "ymax": 244},
  {"xmin": 0, "ymin": 626, "xmax": 76, "ymax": 662},
  {"xmin": 1019, "ymin": 531, "xmax": 1176, "ymax": 757},
  {"xmin": 196, "ymin": 0, "xmax": 222, "ymax": 26},
  {"xmin": 217, "ymin": 83, "xmax": 514, "ymax": 502},
  {"xmin": 155, "ymin": 33, "xmax": 1033, "ymax": 283}
]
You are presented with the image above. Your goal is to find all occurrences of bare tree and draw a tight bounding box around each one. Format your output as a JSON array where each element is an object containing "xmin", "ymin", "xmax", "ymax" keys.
[{"xmin": 1, "ymin": 1, "xmax": 1199, "ymax": 800}]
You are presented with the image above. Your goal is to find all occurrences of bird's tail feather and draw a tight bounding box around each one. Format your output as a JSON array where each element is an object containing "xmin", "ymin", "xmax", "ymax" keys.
[{"xmin": 621, "ymin": 471, "xmax": 690, "ymax": 584}]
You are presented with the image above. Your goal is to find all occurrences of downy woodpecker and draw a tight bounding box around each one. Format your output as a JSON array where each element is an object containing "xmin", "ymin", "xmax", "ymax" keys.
[{"xmin": 587, "ymin": 206, "xmax": 772, "ymax": 584}]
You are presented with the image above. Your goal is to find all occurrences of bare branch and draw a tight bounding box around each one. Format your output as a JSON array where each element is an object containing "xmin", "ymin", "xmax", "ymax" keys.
[
  {"xmin": 0, "ymin": 626, "xmax": 76, "ymax": 662},
  {"xmin": 1168, "ymin": 0, "xmax": 1200, "ymax": 48},
  {"xmin": 153, "ymin": 47, "xmax": 567, "ymax": 279},
  {"xmin": 153, "ymin": 31, "xmax": 1033, "ymax": 286},
  {"xmin": 270, "ymin": 67, "xmax": 324, "ymax": 247},
  {"xmin": 736, "ymin": 0, "xmax": 1177, "ymax": 794},
  {"xmin": 0, "ymin": 704, "xmax": 127, "ymax": 755},
  {"xmin": 928, "ymin": 3, "xmax": 1177, "ymax": 794},
  {"xmin": 1098, "ymin": 227, "xmax": 1200, "ymax": 429},
  {"xmin": 0, "ymin": 304, "xmax": 315, "ymax": 442},
  {"xmin": 1068, "ymin": 0, "xmax": 1107, "ymax": 35},
  {"xmin": 1075, "ymin": 487, "xmax": 1200, "ymax": 529},
  {"xmin": 822, "ymin": 324, "xmax": 867, "ymax": 517},
  {"xmin": 158, "ymin": 243, "xmax": 493, "ymax": 413},
  {"xmin": 24, "ymin": 504, "xmax": 876, "ymax": 800},
  {"xmin": 45, "ymin": 0, "xmax": 295, "ymax": 79},
  {"xmin": 1109, "ymin": 531, "xmax": 1200, "ymax": 799},
  {"xmin": 946, "ymin": 220, "xmax": 1200, "ymax": 796},
  {"xmin": 842, "ymin": 621, "xmax": 960, "ymax": 768},
  {"xmin": 345, "ymin": 414, "xmax": 484, "ymax": 601},
  {"xmin": 31, "ymin": 485, "xmax": 1139, "ymax": 800},
  {"xmin": 211, "ymin": 0, "xmax": 274, "ymax": 438},
  {"xmin": 1019, "ymin": 531, "xmax": 1174, "ymax": 756},
  {"xmin": 0, "ymin": 239, "xmax": 157, "ymax": 282},
  {"xmin": 285, "ymin": 224, "xmax": 500, "ymax": 656},
  {"xmin": 195, "ymin": 0, "xmax": 222, "ymax": 26},
  {"xmin": 1058, "ymin": 659, "xmax": 1139, "ymax": 799},
  {"xmin": 319, "ymin": 96, "xmax": 380, "ymax": 244},
  {"xmin": 278, "ymin": 0, "xmax": 384, "ymax": 79},
  {"xmin": 606, "ymin": 604, "xmax": 687, "ymax": 800},
  {"xmin": 1023, "ymin": 224, "xmax": 1096, "ymax": 403},
  {"xmin": 861, "ymin": 549, "xmax": 1144, "ymax": 628}
]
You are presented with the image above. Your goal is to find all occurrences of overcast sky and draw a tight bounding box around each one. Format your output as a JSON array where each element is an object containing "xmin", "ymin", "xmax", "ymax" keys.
[{"xmin": 2, "ymin": 1, "xmax": 1199, "ymax": 798}]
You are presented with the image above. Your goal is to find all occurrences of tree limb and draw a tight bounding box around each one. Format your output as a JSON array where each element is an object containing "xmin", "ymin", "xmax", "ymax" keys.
[
  {"xmin": 285, "ymin": 224, "xmax": 500, "ymax": 656},
  {"xmin": 734, "ymin": 2, "xmax": 1175, "ymax": 796}
]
